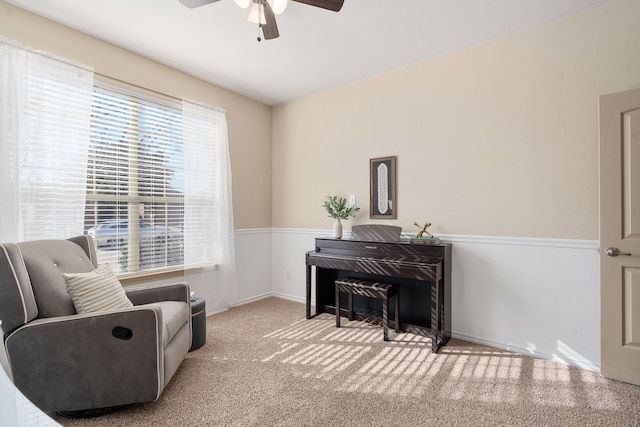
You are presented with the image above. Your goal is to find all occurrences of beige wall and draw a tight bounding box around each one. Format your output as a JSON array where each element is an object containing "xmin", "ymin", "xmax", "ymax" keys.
[
  {"xmin": 0, "ymin": 0, "xmax": 272, "ymax": 229},
  {"xmin": 272, "ymin": 0, "xmax": 640, "ymax": 240},
  {"xmin": 3, "ymin": 0, "xmax": 640, "ymax": 238}
]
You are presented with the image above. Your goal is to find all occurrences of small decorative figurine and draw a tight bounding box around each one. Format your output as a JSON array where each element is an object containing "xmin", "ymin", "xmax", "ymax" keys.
[
  {"xmin": 411, "ymin": 222, "xmax": 440, "ymax": 244},
  {"xmin": 414, "ymin": 222, "xmax": 434, "ymax": 239}
]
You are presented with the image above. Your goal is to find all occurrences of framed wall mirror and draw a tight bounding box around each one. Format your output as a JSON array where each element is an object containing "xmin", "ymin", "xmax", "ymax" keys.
[{"xmin": 370, "ymin": 156, "xmax": 396, "ymax": 219}]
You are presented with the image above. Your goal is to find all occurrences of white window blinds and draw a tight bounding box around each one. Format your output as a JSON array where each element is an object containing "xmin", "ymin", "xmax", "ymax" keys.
[
  {"xmin": 87, "ymin": 84, "xmax": 231, "ymax": 276},
  {"xmin": 86, "ymin": 82, "xmax": 187, "ymax": 275}
]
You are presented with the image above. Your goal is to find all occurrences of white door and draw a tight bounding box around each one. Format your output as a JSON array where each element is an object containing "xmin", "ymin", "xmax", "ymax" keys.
[{"xmin": 599, "ymin": 87, "xmax": 640, "ymax": 386}]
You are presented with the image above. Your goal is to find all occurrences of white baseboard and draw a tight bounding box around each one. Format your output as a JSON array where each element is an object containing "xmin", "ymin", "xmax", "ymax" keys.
[
  {"xmin": 235, "ymin": 228, "xmax": 601, "ymax": 371},
  {"xmin": 233, "ymin": 292, "xmax": 274, "ymax": 308},
  {"xmin": 450, "ymin": 332, "xmax": 599, "ymax": 372},
  {"xmin": 271, "ymin": 292, "xmax": 305, "ymax": 305}
]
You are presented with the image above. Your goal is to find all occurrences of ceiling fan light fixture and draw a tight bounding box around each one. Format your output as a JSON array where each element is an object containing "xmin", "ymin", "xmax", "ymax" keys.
[
  {"xmin": 267, "ymin": 0, "xmax": 287, "ymax": 15},
  {"xmin": 247, "ymin": 2, "xmax": 266, "ymax": 25},
  {"xmin": 234, "ymin": 0, "xmax": 251, "ymax": 8}
]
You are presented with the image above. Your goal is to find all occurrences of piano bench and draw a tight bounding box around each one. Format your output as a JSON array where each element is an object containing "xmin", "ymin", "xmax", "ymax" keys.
[{"xmin": 335, "ymin": 277, "xmax": 399, "ymax": 341}]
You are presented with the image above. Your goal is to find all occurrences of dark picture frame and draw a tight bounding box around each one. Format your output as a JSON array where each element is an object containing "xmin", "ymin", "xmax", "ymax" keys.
[{"xmin": 370, "ymin": 156, "xmax": 397, "ymax": 219}]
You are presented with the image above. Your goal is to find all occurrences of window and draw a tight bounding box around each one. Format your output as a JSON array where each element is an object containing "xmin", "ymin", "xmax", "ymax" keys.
[
  {"xmin": 85, "ymin": 82, "xmax": 185, "ymax": 275},
  {"xmin": 3, "ymin": 40, "xmax": 232, "ymax": 281}
]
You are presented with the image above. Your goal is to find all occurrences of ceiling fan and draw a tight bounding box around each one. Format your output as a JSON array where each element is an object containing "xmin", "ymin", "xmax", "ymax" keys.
[{"xmin": 179, "ymin": 0, "xmax": 344, "ymax": 41}]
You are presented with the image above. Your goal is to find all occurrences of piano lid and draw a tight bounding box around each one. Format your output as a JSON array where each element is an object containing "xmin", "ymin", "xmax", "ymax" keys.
[{"xmin": 351, "ymin": 224, "xmax": 402, "ymax": 243}]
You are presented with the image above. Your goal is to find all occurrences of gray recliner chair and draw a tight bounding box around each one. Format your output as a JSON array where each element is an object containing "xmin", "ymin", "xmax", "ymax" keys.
[{"xmin": 0, "ymin": 235, "xmax": 191, "ymax": 413}]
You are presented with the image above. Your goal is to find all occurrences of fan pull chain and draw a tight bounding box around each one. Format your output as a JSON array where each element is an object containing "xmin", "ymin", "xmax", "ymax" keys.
[{"xmin": 257, "ymin": 2, "xmax": 264, "ymax": 42}]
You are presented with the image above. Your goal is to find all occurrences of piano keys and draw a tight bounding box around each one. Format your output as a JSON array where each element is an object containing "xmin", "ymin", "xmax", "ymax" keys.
[{"xmin": 305, "ymin": 234, "xmax": 451, "ymax": 352}]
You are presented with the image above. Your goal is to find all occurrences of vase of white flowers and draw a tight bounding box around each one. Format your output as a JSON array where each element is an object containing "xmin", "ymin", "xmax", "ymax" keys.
[{"xmin": 323, "ymin": 195, "xmax": 360, "ymax": 239}]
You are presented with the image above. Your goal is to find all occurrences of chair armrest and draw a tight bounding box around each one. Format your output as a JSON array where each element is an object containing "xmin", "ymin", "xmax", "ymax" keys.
[
  {"xmin": 4, "ymin": 307, "xmax": 164, "ymax": 412},
  {"xmin": 125, "ymin": 281, "xmax": 190, "ymax": 306}
]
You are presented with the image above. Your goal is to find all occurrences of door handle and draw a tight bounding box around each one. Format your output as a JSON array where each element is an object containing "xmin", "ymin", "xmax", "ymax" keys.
[{"xmin": 605, "ymin": 247, "xmax": 632, "ymax": 257}]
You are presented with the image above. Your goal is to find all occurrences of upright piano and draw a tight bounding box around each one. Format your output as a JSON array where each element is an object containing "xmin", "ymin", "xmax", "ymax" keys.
[{"xmin": 305, "ymin": 233, "xmax": 451, "ymax": 352}]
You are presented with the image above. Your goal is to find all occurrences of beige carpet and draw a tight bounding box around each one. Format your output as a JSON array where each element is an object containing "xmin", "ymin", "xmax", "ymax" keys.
[{"xmin": 50, "ymin": 297, "xmax": 640, "ymax": 426}]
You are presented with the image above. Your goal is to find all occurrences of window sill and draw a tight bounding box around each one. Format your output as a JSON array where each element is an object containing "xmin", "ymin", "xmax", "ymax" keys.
[
  {"xmin": 119, "ymin": 267, "xmax": 184, "ymax": 287},
  {"xmin": 118, "ymin": 264, "xmax": 219, "ymax": 286}
]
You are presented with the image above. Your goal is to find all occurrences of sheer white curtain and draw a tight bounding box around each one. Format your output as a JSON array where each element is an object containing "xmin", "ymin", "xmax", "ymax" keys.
[
  {"xmin": 182, "ymin": 100, "xmax": 236, "ymax": 307},
  {"xmin": 0, "ymin": 39, "xmax": 94, "ymax": 243}
]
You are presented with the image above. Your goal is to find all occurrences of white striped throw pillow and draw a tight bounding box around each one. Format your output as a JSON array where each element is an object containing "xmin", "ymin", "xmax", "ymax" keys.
[{"xmin": 64, "ymin": 264, "xmax": 133, "ymax": 313}]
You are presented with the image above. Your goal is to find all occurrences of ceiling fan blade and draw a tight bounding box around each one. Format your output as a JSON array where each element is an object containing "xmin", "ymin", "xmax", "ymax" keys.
[
  {"xmin": 291, "ymin": 0, "xmax": 344, "ymax": 12},
  {"xmin": 179, "ymin": 0, "xmax": 222, "ymax": 9},
  {"xmin": 262, "ymin": 1, "xmax": 280, "ymax": 40}
]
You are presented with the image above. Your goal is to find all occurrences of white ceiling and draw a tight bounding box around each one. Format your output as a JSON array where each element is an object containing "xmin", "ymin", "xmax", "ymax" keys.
[{"xmin": 7, "ymin": 0, "xmax": 620, "ymax": 106}]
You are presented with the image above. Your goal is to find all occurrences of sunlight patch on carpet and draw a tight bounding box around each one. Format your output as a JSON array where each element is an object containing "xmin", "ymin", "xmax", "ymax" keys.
[
  {"xmin": 337, "ymin": 346, "xmax": 442, "ymax": 397},
  {"xmin": 438, "ymin": 353, "xmax": 523, "ymax": 403},
  {"xmin": 275, "ymin": 343, "xmax": 372, "ymax": 380},
  {"xmin": 257, "ymin": 314, "xmax": 629, "ymax": 409},
  {"xmin": 263, "ymin": 318, "xmax": 334, "ymax": 341}
]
